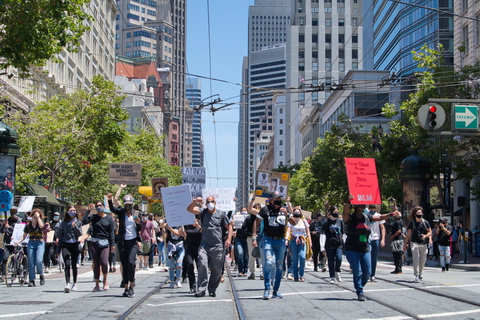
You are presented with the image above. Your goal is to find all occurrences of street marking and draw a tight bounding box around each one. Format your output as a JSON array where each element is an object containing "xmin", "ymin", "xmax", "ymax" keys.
[
  {"xmin": 146, "ymin": 299, "xmax": 232, "ymax": 307},
  {"xmin": 418, "ymin": 308, "xmax": 480, "ymax": 318},
  {"xmin": 424, "ymin": 284, "xmax": 478, "ymax": 289},
  {"xmin": 364, "ymin": 288, "xmax": 411, "ymax": 292},
  {"xmin": 357, "ymin": 317, "xmax": 413, "ymax": 320},
  {"xmin": 0, "ymin": 311, "xmax": 49, "ymax": 318},
  {"xmin": 281, "ymin": 290, "xmax": 350, "ymax": 296}
]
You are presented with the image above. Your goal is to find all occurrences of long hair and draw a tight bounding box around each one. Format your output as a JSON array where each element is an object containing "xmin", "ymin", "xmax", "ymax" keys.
[
  {"xmin": 411, "ymin": 206, "xmax": 423, "ymax": 217},
  {"xmin": 64, "ymin": 205, "xmax": 79, "ymax": 222}
]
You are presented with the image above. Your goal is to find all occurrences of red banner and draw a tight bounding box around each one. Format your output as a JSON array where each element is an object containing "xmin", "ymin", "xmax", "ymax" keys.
[{"xmin": 345, "ymin": 158, "xmax": 381, "ymax": 205}]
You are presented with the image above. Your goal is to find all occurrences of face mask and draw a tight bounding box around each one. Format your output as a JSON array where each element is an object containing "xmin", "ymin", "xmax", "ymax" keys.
[
  {"xmin": 96, "ymin": 206, "xmax": 104, "ymax": 212},
  {"xmin": 124, "ymin": 205, "xmax": 132, "ymax": 211},
  {"xmin": 331, "ymin": 212, "xmax": 339, "ymax": 218},
  {"xmin": 67, "ymin": 211, "xmax": 76, "ymax": 218},
  {"xmin": 143, "ymin": 216, "xmax": 148, "ymax": 221},
  {"xmin": 273, "ymin": 200, "xmax": 282, "ymax": 206},
  {"xmin": 293, "ymin": 213, "xmax": 301, "ymax": 218},
  {"xmin": 53, "ymin": 216, "xmax": 59, "ymax": 220},
  {"xmin": 207, "ymin": 203, "xmax": 215, "ymax": 211},
  {"xmin": 416, "ymin": 214, "xmax": 423, "ymax": 219},
  {"xmin": 241, "ymin": 211, "xmax": 247, "ymax": 215}
]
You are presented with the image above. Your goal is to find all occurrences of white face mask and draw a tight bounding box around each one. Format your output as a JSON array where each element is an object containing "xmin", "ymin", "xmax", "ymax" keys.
[
  {"xmin": 241, "ymin": 211, "xmax": 247, "ymax": 215},
  {"xmin": 207, "ymin": 203, "xmax": 215, "ymax": 211}
]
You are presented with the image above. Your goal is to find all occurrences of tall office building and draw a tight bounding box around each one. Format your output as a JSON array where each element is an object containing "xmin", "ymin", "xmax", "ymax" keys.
[
  {"xmin": 285, "ymin": 0, "xmax": 363, "ymax": 165},
  {"xmin": 3, "ymin": 0, "xmax": 117, "ymax": 112},
  {"xmin": 368, "ymin": 0, "xmax": 454, "ymax": 78},
  {"xmin": 116, "ymin": 0, "xmax": 191, "ymax": 167},
  {"xmin": 186, "ymin": 78, "xmax": 204, "ymax": 167}
]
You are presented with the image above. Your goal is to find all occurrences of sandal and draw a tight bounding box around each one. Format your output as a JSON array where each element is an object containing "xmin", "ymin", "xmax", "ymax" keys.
[
  {"xmin": 300, "ymin": 277, "xmax": 305, "ymax": 282},
  {"xmin": 92, "ymin": 285, "xmax": 101, "ymax": 292}
]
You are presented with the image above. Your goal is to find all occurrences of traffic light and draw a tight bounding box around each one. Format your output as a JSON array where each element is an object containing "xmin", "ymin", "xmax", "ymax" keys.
[{"xmin": 428, "ymin": 105, "xmax": 438, "ymax": 129}]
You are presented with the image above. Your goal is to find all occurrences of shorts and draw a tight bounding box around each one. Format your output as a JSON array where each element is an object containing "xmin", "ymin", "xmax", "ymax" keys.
[{"xmin": 141, "ymin": 241, "xmax": 151, "ymax": 255}]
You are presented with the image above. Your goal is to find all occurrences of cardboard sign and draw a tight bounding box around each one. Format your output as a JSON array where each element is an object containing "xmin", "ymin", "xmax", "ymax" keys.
[
  {"xmin": 202, "ymin": 188, "xmax": 235, "ymax": 212},
  {"xmin": 161, "ymin": 184, "xmax": 195, "ymax": 227},
  {"xmin": 109, "ymin": 163, "xmax": 142, "ymax": 185},
  {"xmin": 255, "ymin": 170, "xmax": 290, "ymax": 199},
  {"xmin": 46, "ymin": 230, "xmax": 55, "ymax": 243},
  {"xmin": 151, "ymin": 177, "xmax": 169, "ymax": 200},
  {"xmin": 345, "ymin": 158, "xmax": 381, "ymax": 205}
]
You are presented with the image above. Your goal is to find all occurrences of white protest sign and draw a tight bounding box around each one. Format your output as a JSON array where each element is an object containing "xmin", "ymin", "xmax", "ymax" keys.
[
  {"xmin": 202, "ymin": 188, "xmax": 236, "ymax": 212},
  {"xmin": 17, "ymin": 196, "xmax": 35, "ymax": 213},
  {"xmin": 232, "ymin": 214, "xmax": 247, "ymax": 229},
  {"xmin": 10, "ymin": 223, "xmax": 28, "ymax": 245},
  {"xmin": 161, "ymin": 184, "xmax": 195, "ymax": 227}
]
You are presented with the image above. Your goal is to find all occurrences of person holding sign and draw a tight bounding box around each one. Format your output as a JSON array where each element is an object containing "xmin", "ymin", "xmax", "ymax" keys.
[
  {"xmin": 343, "ymin": 196, "xmax": 399, "ymax": 301},
  {"xmin": 107, "ymin": 187, "xmax": 142, "ymax": 298},
  {"xmin": 15, "ymin": 209, "xmax": 45, "ymax": 287},
  {"xmin": 187, "ymin": 196, "xmax": 232, "ymax": 298}
]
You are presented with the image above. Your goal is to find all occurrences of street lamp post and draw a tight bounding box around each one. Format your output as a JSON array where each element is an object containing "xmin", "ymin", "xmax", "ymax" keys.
[{"xmin": 0, "ymin": 119, "xmax": 20, "ymax": 220}]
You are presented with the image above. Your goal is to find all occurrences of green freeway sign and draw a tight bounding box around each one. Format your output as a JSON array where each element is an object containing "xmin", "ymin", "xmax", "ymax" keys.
[{"xmin": 454, "ymin": 105, "xmax": 478, "ymax": 130}]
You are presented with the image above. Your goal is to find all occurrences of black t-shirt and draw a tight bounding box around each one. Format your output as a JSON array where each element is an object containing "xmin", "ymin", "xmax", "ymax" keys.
[
  {"xmin": 166, "ymin": 227, "xmax": 184, "ymax": 245},
  {"xmin": 391, "ymin": 219, "xmax": 404, "ymax": 241},
  {"xmin": 258, "ymin": 205, "xmax": 287, "ymax": 238},
  {"xmin": 322, "ymin": 218, "xmax": 344, "ymax": 250},
  {"xmin": 184, "ymin": 224, "xmax": 202, "ymax": 245},
  {"xmin": 310, "ymin": 219, "xmax": 324, "ymax": 239},
  {"xmin": 438, "ymin": 224, "xmax": 453, "ymax": 246},
  {"xmin": 408, "ymin": 219, "xmax": 431, "ymax": 244},
  {"xmin": 345, "ymin": 213, "xmax": 373, "ymax": 253}
]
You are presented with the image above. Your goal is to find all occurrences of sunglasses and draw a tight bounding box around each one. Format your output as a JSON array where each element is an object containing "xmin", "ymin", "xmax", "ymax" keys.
[{"xmin": 206, "ymin": 201, "xmax": 215, "ymax": 204}]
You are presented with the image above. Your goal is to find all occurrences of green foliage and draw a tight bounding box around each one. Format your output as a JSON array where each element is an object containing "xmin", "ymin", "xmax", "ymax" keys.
[{"xmin": 0, "ymin": 0, "xmax": 91, "ymax": 73}]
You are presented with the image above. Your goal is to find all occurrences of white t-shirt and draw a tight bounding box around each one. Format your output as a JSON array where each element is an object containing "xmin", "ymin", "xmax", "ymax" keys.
[
  {"xmin": 369, "ymin": 212, "xmax": 384, "ymax": 241},
  {"xmin": 288, "ymin": 219, "xmax": 309, "ymax": 237}
]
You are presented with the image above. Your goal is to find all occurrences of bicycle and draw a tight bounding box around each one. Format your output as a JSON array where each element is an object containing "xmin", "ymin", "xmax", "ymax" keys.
[{"xmin": 5, "ymin": 245, "xmax": 28, "ymax": 287}]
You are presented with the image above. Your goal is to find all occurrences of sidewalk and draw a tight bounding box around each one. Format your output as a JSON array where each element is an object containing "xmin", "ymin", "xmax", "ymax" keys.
[{"xmin": 378, "ymin": 250, "xmax": 480, "ymax": 271}]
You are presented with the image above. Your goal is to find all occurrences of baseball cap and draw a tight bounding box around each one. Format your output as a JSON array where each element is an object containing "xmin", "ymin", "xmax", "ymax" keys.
[
  {"xmin": 270, "ymin": 191, "xmax": 281, "ymax": 199},
  {"xmin": 123, "ymin": 194, "xmax": 134, "ymax": 204}
]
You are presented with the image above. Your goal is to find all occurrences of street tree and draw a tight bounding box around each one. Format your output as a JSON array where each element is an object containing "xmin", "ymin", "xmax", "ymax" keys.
[{"xmin": 0, "ymin": 0, "xmax": 91, "ymax": 73}]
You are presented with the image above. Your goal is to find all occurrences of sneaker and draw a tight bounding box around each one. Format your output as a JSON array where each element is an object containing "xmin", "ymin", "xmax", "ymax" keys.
[
  {"xmin": 248, "ymin": 273, "xmax": 255, "ymax": 280},
  {"xmin": 335, "ymin": 272, "xmax": 342, "ymax": 282},
  {"xmin": 322, "ymin": 267, "xmax": 327, "ymax": 272},
  {"xmin": 459, "ymin": 260, "xmax": 464, "ymax": 263},
  {"xmin": 189, "ymin": 287, "xmax": 196, "ymax": 294},
  {"xmin": 272, "ymin": 291, "xmax": 283, "ymax": 298},
  {"xmin": 370, "ymin": 276, "xmax": 377, "ymax": 282},
  {"xmin": 71, "ymin": 283, "xmax": 77, "ymax": 292},
  {"xmin": 44, "ymin": 268, "xmax": 50, "ymax": 274},
  {"xmin": 122, "ymin": 290, "xmax": 129, "ymax": 297},
  {"xmin": 329, "ymin": 277, "xmax": 335, "ymax": 284},
  {"xmin": 194, "ymin": 291, "xmax": 206, "ymax": 297},
  {"xmin": 287, "ymin": 274, "xmax": 294, "ymax": 280},
  {"xmin": 64, "ymin": 284, "xmax": 71, "ymax": 293},
  {"xmin": 262, "ymin": 289, "xmax": 270, "ymax": 300},
  {"xmin": 414, "ymin": 276, "xmax": 420, "ymax": 283},
  {"xmin": 357, "ymin": 294, "xmax": 366, "ymax": 301},
  {"xmin": 176, "ymin": 279, "xmax": 182, "ymax": 288},
  {"xmin": 76, "ymin": 264, "xmax": 79, "ymax": 268},
  {"xmin": 259, "ymin": 273, "xmax": 264, "ymax": 280},
  {"xmin": 28, "ymin": 280, "xmax": 35, "ymax": 287},
  {"xmin": 149, "ymin": 264, "xmax": 154, "ymax": 268},
  {"xmin": 40, "ymin": 275, "xmax": 45, "ymax": 286},
  {"xmin": 446, "ymin": 264, "xmax": 450, "ymax": 271},
  {"xmin": 442, "ymin": 267, "xmax": 446, "ymax": 272},
  {"xmin": 128, "ymin": 287, "xmax": 135, "ymax": 298},
  {"xmin": 313, "ymin": 268, "xmax": 318, "ymax": 272},
  {"xmin": 169, "ymin": 281, "xmax": 175, "ymax": 288},
  {"xmin": 144, "ymin": 266, "xmax": 148, "ymax": 271},
  {"xmin": 418, "ymin": 273, "xmax": 423, "ymax": 280},
  {"xmin": 209, "ymin": 292, "xmax": 216, "ymax": 297}
]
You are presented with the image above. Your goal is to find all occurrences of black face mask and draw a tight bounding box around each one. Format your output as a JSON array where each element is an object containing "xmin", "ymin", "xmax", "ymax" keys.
[
  {"xmin": 124, "ymin": 205, "xmax": 133, "ymax": 211},
  {"xmin": 273, "ymin": 200, "xmax": 282, "ymax": 206},
  {"xmin": 416, "ymin": 214, "xmax": 423, "ymax": 219},
  {"xmin": 293, "ymin": 213, "xmax": 301, "ymax": 218},
  {"xmin": 331, "ymin": 212, "xmax": 339, "ymax": 218}
]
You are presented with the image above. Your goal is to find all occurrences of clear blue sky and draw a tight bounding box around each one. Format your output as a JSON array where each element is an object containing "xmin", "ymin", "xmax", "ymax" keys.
[{"xmin": 186, "ymin": 1, "xmax": 254, "ymax": 190}]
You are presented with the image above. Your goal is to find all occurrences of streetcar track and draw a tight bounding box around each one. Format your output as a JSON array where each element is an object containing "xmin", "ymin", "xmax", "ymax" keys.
[{"xmin": 226, "ymin": 262, "xmax": 247, "ymax": 320}]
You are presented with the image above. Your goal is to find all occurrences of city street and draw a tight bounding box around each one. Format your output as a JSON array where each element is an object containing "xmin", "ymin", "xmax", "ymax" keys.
[{"xmin": 1, "ymin": 256, "xmax": 480, "ymax": 320}]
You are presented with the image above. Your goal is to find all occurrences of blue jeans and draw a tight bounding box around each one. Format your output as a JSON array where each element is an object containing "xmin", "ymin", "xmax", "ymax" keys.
[
  {"xmin": 369, "ymin": 239, "xmax": 380, "ymax": 278},
  {"xmin": 167, "ymin": 246, "xmax": 185, "ymax": 281},
  {"xmin": 27, "ymin": 241, "xmax": 45, "ymax": 281},
  {"xmin": 158, "ymin": 241, "xmax": 165, "ymax": 265},
  {"xmin": 262, "ymin": 236, "xmax": 286, "ymax": 291},
  {"xmin": 345, "ymin": 250, "xmax": 371, "ymax": 295},
  {"xmin": 234, "ymin": 237, "xmax": 249, "ymax": 274},
  {"xmin": 326, "ymin": 247, "xmax": 343, "ymax": 278},
  {"xmin": 289, "ymin": 239, "xmax": 306, "ymax": 278},
  {"xmin": 438, "ymin": 245, "xmax": 451, "ymax": 267}
]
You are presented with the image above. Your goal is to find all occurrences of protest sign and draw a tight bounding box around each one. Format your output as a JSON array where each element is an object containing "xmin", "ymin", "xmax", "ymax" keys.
[
  {"xmin": 345, "ymin": 158, "xmax": 381, "ymax": 205},
  {"xmin": 17, "ymin": 196, "xmax": 35, "ymax": 213},
  {"xmin": 151, "ymin": 177, "xmax": 169, "ymax": 200},
  {"xmin": 182, "ymin": 167, "xmax": 205, "ymax": 198},
  {"xmin": 255, "ymin": 170, "xmax": 290, "ymax": 199},
  {"xmin": 0, "ymin": 190, "xmax": 12, "ymax": 211},
  {"xmin": 161, "ymin": 184, "xmax": 195, "ymax": 227},
  {"xmin": 109, "ymin": 163, "xmax": 142, "ymax": 185},
  {"xmin": 10, "ymin": 223, "xmax": 28, "ymax": 245},
  {"xmin": 202, "ymin": 188, "xmax": 235, "ymax": 212},
  {"xmin": 232, "ymin": 214, "xmax": 247, "ymax": 229}
]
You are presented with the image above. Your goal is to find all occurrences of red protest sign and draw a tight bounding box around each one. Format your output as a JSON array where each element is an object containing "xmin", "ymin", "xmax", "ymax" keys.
[{"xmin": 345, "ymin": 158, "xmax": 381, "ymax": 205}]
